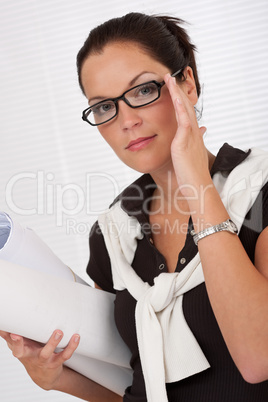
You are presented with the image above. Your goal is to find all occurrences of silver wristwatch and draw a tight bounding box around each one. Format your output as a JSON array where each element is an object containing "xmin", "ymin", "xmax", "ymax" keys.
[{"xmin": 191, "ymin": 219, "xmax": 238, "ymax": 245}]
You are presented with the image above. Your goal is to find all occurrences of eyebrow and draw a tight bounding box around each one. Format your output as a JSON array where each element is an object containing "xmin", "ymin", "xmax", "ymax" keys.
[{"xmin": 88, "ymin": 71, "xmax": 158, "ymax": 104}]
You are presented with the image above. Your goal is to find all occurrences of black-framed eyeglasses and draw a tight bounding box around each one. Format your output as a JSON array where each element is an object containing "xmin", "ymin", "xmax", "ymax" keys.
[{"xmin": 82, "ymin": 68, "xmax": 183, "ymax": 126}]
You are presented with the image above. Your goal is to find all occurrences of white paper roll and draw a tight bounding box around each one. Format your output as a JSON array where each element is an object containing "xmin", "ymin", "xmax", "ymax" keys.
[
  {"xmin": 0, "ymin": 212, "xmax": 85, "ymax": 284},
  {"xmin": 65, "ymin": 355, "xmax": 132, "ymax": 396},
  {"xmin": 0, "ymin": 212, "xmax": 132, "ymax": 395}
]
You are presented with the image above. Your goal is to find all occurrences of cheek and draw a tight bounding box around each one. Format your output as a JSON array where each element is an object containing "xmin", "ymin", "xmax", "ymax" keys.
[
  {"xmin": 98, "ymin": 125, "xmax": 114, "ymax": 146},
  {"xmin": 98, "ymin": 126, "xmax": 123, "ymax": 158},
  {"xmin": 151, "ymin": 98, "xmax": 177, "ymax": 137}
]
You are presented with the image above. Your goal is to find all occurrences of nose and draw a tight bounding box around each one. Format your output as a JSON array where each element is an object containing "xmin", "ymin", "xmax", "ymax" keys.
[{"xmin": 117, "ymin": 100, "xmax": 142, "ymax": 130}]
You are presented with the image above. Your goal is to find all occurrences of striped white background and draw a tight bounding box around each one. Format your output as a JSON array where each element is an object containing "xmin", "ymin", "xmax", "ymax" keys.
[{"xmin": 0, "ymin": 0, "xmax": 268, "ymax": 400}]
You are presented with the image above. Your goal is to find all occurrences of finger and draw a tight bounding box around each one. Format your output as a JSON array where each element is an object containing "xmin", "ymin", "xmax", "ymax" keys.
[
  {"xmin": 57, "ymin": 334, "xmax": 80, "ymax": 363},
  {"xmin": 39, "ymin": 330, "xmax": 64, "ymax": 361},
  {"xmin": 10, "ymin": 336, "xmax": 25, "ymax": 358},
  {"xmin": 10, "ymin": 334, "xmax": 23, "ymax": 341},
  {"xmin": 0, "ymin": 331, "xmax": 10, "ymax": 341},
  {"xmin": 173, "ymin": 98, "xmax": 192, "ymax": 132},
  {"xmin": 166, "ymin": 73, "xmax": 201, "ymax": 123},
  {"xmin": 165, "ymin": 75, "xmax": 197, "ymax": 128},
  {"xmin": 0, "ymin": 331, "xmax": 14, "ymax": 351},
  {"xmin": 199, "ymin": 126, "xmax": 207, "ymax": 137},
  {"xmin": 165, "ymin": 73, "xmax": 185, "ymax": 106},
  {"xmin": 0, "ymin": 331, "xmax": 22, "ymax": 342}
]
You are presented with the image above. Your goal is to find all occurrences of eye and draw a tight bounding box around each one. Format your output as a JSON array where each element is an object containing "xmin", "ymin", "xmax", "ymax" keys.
[
  {"xmin": 91, "ymin": 101, "xmax": 115, "ymax": 116},
  {"xmin": 133, "ymin": 83, "xmax": 158, "ymax": 99}
]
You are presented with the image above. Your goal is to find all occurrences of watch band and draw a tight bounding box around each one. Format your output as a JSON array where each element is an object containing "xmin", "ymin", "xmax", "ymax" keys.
[{"xmin": 191, "ymin": 219, "xmax": 238, "ymax": 245}]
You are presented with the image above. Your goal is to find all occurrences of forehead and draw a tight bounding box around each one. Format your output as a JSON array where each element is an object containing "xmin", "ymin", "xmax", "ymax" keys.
[{"xmin": 80, "ymin": 42, "xmax": 169, "ymax": 99}]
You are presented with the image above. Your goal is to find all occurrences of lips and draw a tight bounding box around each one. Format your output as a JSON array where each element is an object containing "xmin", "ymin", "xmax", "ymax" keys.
[{"xmin": 126, "ymin": 135, "xmax": 157, "ymax": 151}]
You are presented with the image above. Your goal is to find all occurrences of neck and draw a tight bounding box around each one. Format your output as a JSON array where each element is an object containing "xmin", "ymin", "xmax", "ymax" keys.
[
  {"xmin": 151, "ymin": 169, "xmax": 180, "ymax": 202},
  {"xmin": 150, "ymin": 169, "xmax": 188, "ymax": 216}
]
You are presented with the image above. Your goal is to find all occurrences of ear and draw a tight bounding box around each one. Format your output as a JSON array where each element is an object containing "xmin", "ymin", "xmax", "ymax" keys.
[{"xmin": 181, "ymin": 66, "xmax": 198, "ymax": 105}]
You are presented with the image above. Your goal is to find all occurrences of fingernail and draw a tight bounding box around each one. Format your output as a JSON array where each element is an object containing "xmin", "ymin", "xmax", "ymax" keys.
[
  {"xmin": 172, "ymin": 77, "xmax": 177, "ymax": 86},
  {"xmin": 74, "ymin": 335, "xmax": 80, "ymax": 343},
  {"xmin": 10, "ymin": 335, "xmax": 18, "ymax": 341},
  {"xmin": 176, "ymin": 98, "xmax": 182, "ymax": 104},
  {"xmin": 54, "ymin": 331, "xmax": 62, "ymax": 341}
]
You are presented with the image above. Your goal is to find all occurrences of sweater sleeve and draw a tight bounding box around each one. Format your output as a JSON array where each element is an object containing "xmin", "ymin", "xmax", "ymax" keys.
[{"xmin": 86, "ymin": 221, "xmax": 116, "ymax": 294}]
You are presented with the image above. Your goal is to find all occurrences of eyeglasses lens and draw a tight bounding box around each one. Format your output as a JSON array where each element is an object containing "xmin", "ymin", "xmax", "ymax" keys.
[
  {"xmin": 84, "ymin": 81, "xmax": 160, "ymax": 126},
  {"xmin": 89, "ymin": 101, "xmax": 116, "ymax": 126}
]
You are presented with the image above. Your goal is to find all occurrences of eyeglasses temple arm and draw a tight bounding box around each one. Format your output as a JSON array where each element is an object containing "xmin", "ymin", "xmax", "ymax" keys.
[{"xmin": 171, "ymin": 67, "xmax": 183, "ymax": 78}]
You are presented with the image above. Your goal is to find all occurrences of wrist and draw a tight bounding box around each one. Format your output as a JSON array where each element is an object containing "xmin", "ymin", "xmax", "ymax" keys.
[
  {"xmin": 182, "ymin": 178, "xmax": 213, "ymax": 210},
  {"xmin": 188, "ymin": 182, "xmax": 229, "ymax": 233},
  {"xmin": 191, "ymin": 219, "xmax": 238, "ymax": 245},
  {"xmin": 49, "ymin": 366, "xmax": 68, "ymax": 392}
]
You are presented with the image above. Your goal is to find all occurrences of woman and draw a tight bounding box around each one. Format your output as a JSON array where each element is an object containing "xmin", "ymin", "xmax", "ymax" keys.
[{"xmin": 1, "ymin": 12, "xmax": 268, "ymax": 402}]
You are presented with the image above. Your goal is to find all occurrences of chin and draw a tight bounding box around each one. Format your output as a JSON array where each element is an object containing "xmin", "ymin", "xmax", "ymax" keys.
[
  {"xmin": 118, "ymin": 149, "xmax": 172, "ymax": 175},
  {"xmin": 126, "ymin": 160, "xmax": 171, "ymax": 176}
]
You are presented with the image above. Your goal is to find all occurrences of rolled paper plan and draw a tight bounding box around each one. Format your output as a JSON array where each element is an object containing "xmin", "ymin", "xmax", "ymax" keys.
[
  {"xmin": 0, "ymin": 212, "xmax": 132, "ymax": 395},
  {"xmin": 65, "ymin": 354, "xmax": 133, "ymax": 396},
  {"xmin": 0, "ymin": 212, "xmax": 86, "ymax": 283}
]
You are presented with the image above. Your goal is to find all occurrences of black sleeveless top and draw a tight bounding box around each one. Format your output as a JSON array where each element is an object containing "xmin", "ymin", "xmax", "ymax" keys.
[{"xmin": 87, "ymin": 144, "xmax": 268, "ymax": 401}]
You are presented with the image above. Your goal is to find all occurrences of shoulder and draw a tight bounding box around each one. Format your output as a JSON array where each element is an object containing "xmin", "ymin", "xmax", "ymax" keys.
[
  {"xmin": 211, "ymin": 143, "xmax": 268, "ymax": 177},
  {"xmin": 210, "ymin": 143, "xmax": 251, "ymax": 176}
]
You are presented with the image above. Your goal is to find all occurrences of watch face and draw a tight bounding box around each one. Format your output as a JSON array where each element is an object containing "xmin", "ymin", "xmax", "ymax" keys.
[{"xmin": 229, "ymin": 220, "xmax": 238, "ymax": 232}]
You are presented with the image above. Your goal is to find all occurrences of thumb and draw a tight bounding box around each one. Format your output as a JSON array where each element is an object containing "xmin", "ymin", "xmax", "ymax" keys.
[{"xmin": 199, "ymin": 126, "xmax": 207, "ymax": 136}]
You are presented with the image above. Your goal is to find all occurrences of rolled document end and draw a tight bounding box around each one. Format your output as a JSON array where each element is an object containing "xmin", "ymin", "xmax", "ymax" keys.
[
  {"xmin": 0, "ymin": 212, "xmax": 12, "ymax": 249},
  {"xmin": 0, "ymin": 211, "xmax": 87, "ymax": 284}
]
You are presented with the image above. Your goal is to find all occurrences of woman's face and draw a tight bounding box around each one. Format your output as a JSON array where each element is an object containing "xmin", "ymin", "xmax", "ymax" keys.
[{"xmin": 81, "ymin": 42, "xmax": 192, "ymax": 175}]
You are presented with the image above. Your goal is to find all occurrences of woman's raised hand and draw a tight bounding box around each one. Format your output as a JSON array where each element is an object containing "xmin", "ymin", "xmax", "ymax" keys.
[
  {"xmin": 0, "ymin": 330, "xmax": 80, "ymax": 391},
  {"xmin": 165, "ymin": 72, "xmax": 211, "ymax": 195}
]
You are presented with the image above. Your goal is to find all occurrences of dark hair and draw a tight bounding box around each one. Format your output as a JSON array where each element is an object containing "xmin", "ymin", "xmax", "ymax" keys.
[{"xmin": 77, "ymin": 12, "xmax": 200, "ymax": 97}]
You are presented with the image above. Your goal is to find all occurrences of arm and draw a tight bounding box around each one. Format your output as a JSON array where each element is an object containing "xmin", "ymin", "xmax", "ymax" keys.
[
  {"xmin": 0, "ymin": 330, "xmax": 122, "ymax": 402},
  {"xmin": 190, "ymin": 185, "xmax": 268, "ymax": 384},
  {"xmin": 165, "ymin": 72, "xmax": 268, "ymax": 383},
  {"xmin": 53, "ymin": 365, "xmax": 123, "ymax": 402}
]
